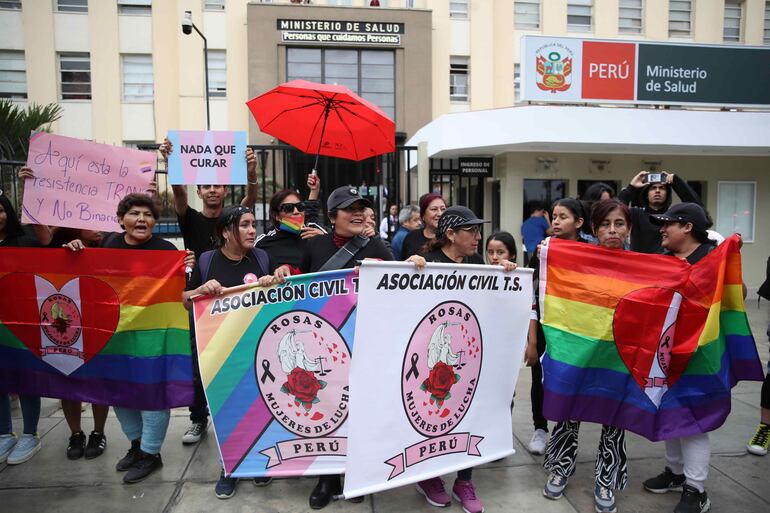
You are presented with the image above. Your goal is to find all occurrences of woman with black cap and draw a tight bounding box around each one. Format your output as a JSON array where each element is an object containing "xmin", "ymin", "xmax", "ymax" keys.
[
  {"xmin": 400, "ymin": 192, "xmax": 446, "ymax": 259},
  {"xmin": 280, "ymin": 186, "xmax": 391, "ymax": 509},
  {"xmin": 406, "ymin": 205, "xmax": 516, "ymax": 513},
  {"xmin": 182, "ymin": 204, "xmax": 275, "ymax": 500}
]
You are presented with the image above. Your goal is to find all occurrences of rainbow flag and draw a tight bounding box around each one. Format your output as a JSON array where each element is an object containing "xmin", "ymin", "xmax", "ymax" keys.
[
  {"xmin": 193, "ymin": 269, "xmax": 356, "ymax": 477},
  {"xmin": 539, "ymin": 235, "xmax": 763, "ymax": 441},
  {"xmin": 0, "ymin": 247, "xmax": 193, "ymax": 410}
]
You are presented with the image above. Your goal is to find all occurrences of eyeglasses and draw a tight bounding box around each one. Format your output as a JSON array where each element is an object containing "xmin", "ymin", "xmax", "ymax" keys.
[
  {"xmin": 457, "ymin": 225, "xmax": 481, "ymax": 235},
  {"xmin": 279, "ymin": 202, "xmax": 306, "ymax": 214}
]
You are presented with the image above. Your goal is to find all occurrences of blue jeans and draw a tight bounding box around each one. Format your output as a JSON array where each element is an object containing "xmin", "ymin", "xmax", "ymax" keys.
[
  {"xmin": 0, "ymin": 394, "xmax": 41, "ymax": 435},
  {"xmin": 113, "ymin": 408, "xmax": 170, "ymax": 455}
]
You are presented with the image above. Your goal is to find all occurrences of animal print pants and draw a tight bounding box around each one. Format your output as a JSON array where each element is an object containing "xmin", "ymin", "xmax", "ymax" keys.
[{"xmin": 543, "ymin": 420, "xmax": 628, "ymax": 490}]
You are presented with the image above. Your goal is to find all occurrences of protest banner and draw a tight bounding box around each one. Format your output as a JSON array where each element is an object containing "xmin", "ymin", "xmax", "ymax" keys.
[
  {"xmin": 21, "ymin": 132, "xmax": 155, "ymax": 232},
  {"xmin": 538, "ymin": 235, "xmax": 763, "ymax": 441},
  {"xmin": 167, "ymin": 130, "xmax": 247, "ymax": 185},
  {"xmin": 193, "ymin": 269, "xmax": 357, "ymax": 477},
  {"xmin": 343, "ymin": 261, "xmax": 532, "ymax": 498},
  {"xmin": 0, "ymin": 247, "xmax": 193, "ymax": 410}
]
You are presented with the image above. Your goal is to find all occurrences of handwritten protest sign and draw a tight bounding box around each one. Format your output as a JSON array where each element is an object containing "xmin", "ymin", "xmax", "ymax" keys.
[
  {"xmin": 167, "ymin": 130, "xmax": 247, "ymax": 185},
  {"xmin": 21, "ymin": 133, "xmax": 155, "ymax": 232}
]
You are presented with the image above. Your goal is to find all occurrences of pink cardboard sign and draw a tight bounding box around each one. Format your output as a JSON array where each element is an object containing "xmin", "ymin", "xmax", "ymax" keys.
[{"xmin": 21, "ymin": 132, "xmax": 155, "ymax": 232}]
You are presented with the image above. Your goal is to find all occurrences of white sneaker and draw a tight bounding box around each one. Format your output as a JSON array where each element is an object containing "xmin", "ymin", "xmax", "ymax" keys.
[
  {"xmin": 182, "ymin": 422, "xmax": 207, "ymax": 444},
  {"xmin": 528, "ymin": 429, "xmax": 547, "ymax": 455},
  {"xmin": 7, "ymin": 433, "xmax": 41, "ymax": 465}
]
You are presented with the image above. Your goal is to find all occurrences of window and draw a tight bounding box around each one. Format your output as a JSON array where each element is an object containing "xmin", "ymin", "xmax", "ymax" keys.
[
  {"xmin": 450, "ymin": 0, "xmax": 468, "ymax": 19},
  {"xmin": 122, "ymin": 54, "xmax": 153, "ymax": 102},
  {"xmin": 57, "ymin": 0, "xmax": 88, "ymax": 12},
  {"xmin": 59, "ymin": 53, "xmax": 91, "ymax": 100},
  {"xmin": 327, "ymin": 0, "xmax": 353, "ymax": 5},
  {"xmin": 0, "ymin": 1, "xmax": 21, "ymax": 10},
  {"xmin": 567, "ymin": 0, "xmax": 592, "ymax": 32},
  {"xmin": 450, "ymin": 56, "xmax": 469, "ymax": 102},
  {"xmin": 669, "ymin": 0, "xmax": 692, "ymax": 37},
  {"xmin": 203, "ymin": 0, "xmax": 225, "ymax": 10},
  {"xmin": 717, "ymin": 182, "xmax": 755, "ymax": 242},
  {"xmin": 765, "ymin": 2, "xmax": 770, "ymax": 44},
  {"xmin": 513, "ymin": 63, "xmax": 520, "ymax": 102},
  {"xmin": 723, "ymin": 0, "xmax": 743, "ymax": 42},
  {"xmin": 514, "ymin": 1, "xmax": 540, "ymax": 30},
  {"xmin": 117, "ymin": 0, "xmax": 151, "ymax": 15},
  {"xmin": 0, "ymin": 51, "xmax": 27, "ymax": 99},
  {"xmin": 619, "ymin": 0, "xmax": 643, "ymax": 34},
  {"xmin": 207, "ymin": 50, "xmax": 226, "ymax": 97},
  {"xmin": 286, "ymin": 48, "xmax": 395, "ymax": 119}
]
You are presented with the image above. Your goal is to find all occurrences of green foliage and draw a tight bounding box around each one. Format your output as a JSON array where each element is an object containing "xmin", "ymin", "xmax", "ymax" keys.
[{"xmin": 0, "ymin": 99, "xmax": 63, "ymax": 161}]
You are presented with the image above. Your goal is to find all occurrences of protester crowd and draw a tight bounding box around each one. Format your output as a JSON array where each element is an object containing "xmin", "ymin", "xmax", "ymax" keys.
[{"xmin": 1, "ymin": 151, "xmax": 768, "ymax": 513}]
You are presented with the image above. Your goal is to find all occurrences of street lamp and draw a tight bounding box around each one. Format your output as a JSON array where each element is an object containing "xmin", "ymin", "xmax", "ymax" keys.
[{"xmin": 181, "ymin": 10, "xmax": 210, "ymax": 130}]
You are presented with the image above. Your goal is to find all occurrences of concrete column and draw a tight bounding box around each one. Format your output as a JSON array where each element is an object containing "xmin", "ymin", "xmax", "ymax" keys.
[
  {"xmin": 644, "ymin": 0, "xmax": 669, "ymax": 41},
  {"xmin": 694, "ymin": 0, "xmax": 723, "ymax": 43},
  {"xmin": 594, "ymin": 0, "xmax": 619, "ymax": 38},
  {"xmin": 88, "ymin": 1, "xmax": 122, "ymax": 144},
  {"xmin": 152, "ymin": 0, "xmax": 181, "ymax": 140},
  {"xmin": 744, "ymin": 0, "xmax": 765, "ymax": 44},
  {"xmin": 21, "ymin": 2, "xmax": 58, "ymax": 129},
  {"xmin": 470, "ymin": 0, "xmax": 494, "ymax": 110}
]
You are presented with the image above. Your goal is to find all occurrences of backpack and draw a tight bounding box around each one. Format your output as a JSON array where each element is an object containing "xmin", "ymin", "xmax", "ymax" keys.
[{"xmin": 198, "ymin": 247, "xmax": 270, "ymax": 282}]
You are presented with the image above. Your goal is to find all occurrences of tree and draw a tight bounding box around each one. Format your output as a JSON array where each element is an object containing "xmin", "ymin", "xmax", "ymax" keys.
[{"xmin": 0, "ymin": 99, "xmax": 63, "ymax": 162}]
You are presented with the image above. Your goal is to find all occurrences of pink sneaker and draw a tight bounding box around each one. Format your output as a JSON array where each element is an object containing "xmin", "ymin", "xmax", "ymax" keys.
[
  {"xmin": 452, "ymin": 479, "xmax": 484, "ymax": 513},
  {"xmin": 415, "ymin": 477, "xmax": 451, "ymax": 507}
]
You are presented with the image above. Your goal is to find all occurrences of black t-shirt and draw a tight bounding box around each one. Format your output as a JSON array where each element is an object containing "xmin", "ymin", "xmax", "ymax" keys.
[
  {"xmin": 178, "ymin": 206, "xmax": 218, "ymax": 258},
  {"xmin": 423, "ymin": 248, "xmax": 484, "ymax": 265},
  {"xmin": 101, "ymin": 232, "xmax": 177, "ymax": 251},
  {"xmin": 0, "ymin": 234, "xmax": 38, "ymax": 247},
  {"xmin": 401, "ymin": 229, "xmax": 431, "ymax": 259},
  {"xmin": 665, "ymin": 242, "xmax": 716, "ymax": 265},
  {"xmin": 300, "ymin": 234, "xmax": 393, "ymax": 273},
  {"xmin": 186, "ymin": 250, "xmax": 268, "ymax": 291}
]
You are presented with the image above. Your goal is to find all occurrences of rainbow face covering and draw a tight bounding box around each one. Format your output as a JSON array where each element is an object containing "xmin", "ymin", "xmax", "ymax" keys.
[{"xmin": 279, "ymin": 214, "xmax": 305, "ymax": 234}]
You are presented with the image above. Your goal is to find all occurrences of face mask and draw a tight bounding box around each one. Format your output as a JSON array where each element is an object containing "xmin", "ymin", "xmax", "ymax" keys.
[{"xmin": 279, "ymin": 213, "xmax": 305, "ymax": 234}]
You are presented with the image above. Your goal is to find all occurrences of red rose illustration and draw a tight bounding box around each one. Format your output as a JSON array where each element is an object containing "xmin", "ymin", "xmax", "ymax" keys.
[
  {"xmin": 422, "ymin": 361, "xmax": 458, "ymax": 401},
  {"xmin": 283, "ymin": 367, "xmax": 322, "ymax": 404}
]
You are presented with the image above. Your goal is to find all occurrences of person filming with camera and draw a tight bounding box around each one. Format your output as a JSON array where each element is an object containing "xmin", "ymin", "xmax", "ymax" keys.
[{"xmin": 618, "ymin": 170, "xmax": 702, "ymax": 254}]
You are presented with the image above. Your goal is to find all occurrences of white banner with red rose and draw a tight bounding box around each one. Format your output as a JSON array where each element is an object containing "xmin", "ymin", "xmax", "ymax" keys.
[{"xmin": 342, "ymin": 261, "xmax": 533, "ymax": 498}]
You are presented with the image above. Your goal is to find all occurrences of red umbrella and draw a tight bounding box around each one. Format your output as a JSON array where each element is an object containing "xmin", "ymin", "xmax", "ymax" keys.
[{"xmin": 246, "ymin": 80, "xmax": 395, "ymax": 171}]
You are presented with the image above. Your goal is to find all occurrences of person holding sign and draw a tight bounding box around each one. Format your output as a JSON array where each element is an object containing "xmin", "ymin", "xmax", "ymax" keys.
[
  {"xmin": 160, "ymin": 137, "xmax": 258, "ymax": 447},
  {"xmin": 406, "ymin": 206, "xmax": 516, "ymax": 513},
  {"xmin": 182, "ymin": 204, "xmax": 275, "ymax": 500},
  {"xmin": 256, "ymin": 174, "xmax": 327, "ymax": 275},
  {"xmin": 541, "ymin": 199, "xmax": 632, "ymax": 513},
  {"xmin": 64, "ymin": 193, "xmax": 194, "ymax": 484}
]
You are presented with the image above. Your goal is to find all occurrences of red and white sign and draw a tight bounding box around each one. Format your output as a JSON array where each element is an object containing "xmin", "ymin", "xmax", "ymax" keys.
[{"xmin": 581, "ymin": 41, "xmax": 636, "ymax": 100}]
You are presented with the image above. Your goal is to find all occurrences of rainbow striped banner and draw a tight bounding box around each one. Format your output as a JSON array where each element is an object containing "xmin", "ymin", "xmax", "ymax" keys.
[
  {"xmin": 539, "ymin": 235, "xmax": 763, "ymax": 441},
  {"xmin": 193, "ymin": 269, "xmax": 357, "ymax": 477},
  {"xmin": 0, "ymin": 247, "xmax": 192, "ymax": 410}
]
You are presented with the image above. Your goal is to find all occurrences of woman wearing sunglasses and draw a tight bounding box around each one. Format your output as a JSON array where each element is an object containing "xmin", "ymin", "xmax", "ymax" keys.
[
  {"xmin": 407, "ymin": 206, "xmax": 516, "ymax": 513},
  {"xmin": 256, "ymin": 174, "xmax": 327, "ymax": 276}
]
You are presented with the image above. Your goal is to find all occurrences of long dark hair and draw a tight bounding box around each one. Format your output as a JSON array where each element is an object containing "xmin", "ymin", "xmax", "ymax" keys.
[
  {"xmin": 551, "ymin": 198, "xmax": 585, "ymax": 240},
  {"xmin": 486, "ymin": 231, "xmax": 517, "ymax": 261},
  {"xmin": 268, "ymin": 189, "xmax": 302, "ymax": 230},
  {"xmin": 0, "ymin": 194, "xmax": 23, "ymax": 240}
]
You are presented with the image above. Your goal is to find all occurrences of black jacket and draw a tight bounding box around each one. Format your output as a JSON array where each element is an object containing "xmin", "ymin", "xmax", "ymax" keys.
[
  {"xmin": 618, "ymin": 175, "xmax": 702, "ymax": 254},
  {"xmin": 254, "ymin": 199, "xmax": 326, "ymax": 272}
]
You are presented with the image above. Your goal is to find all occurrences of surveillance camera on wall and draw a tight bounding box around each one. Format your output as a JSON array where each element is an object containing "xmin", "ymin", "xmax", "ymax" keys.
[{"xmin": 182, "ymin": 11, "xmax": 193, "ymax": 35}]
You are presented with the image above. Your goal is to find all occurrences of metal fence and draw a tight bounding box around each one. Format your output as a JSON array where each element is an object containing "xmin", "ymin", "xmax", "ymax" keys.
[{"xmin": 1, "ymin": 144, "xmax": 419, "ymax": 236}]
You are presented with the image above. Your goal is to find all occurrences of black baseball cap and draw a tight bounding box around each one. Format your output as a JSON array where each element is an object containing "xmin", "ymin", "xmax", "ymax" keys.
[
  {"xmin": 649, "ymin": 203, "xmax": 709, "ymax": 231},
  {"xmin": 327, "ymin": 186, "xmax": 372, "ymax": 212},
  {"xmin": 437, "ymin": 206, "xmax": 488, "ymax": 237}
]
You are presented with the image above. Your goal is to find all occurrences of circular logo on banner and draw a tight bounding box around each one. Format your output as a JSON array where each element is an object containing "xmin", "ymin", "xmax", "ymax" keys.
[
  {"xmin": 401, "ymin": 301, "xmax": 482, "ymax": 437},
  {"xmin": 40, "ymin": 294, "xmax": 82, "ymax": 347},
  {"xmin": 255, "ymin": 310, "xmax": 350, "ymax": 437}
]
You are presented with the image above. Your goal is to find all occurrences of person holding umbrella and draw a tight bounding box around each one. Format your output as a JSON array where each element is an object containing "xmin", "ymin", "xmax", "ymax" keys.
[{"xmin": 406, "ymin": 205, "xmax": 516, "ymax": 513}]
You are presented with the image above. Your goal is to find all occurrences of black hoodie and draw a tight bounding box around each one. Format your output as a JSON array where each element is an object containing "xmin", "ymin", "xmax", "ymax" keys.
[
  {"xmin": 254, "ymin": 199, "xmax": 327, "ymax": 272},
  {"xmin": 618, "ymin": 175, "xmax": 702, "ymax": 254}
]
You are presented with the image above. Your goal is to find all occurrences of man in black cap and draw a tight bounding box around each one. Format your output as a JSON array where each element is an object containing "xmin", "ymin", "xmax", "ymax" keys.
[
  {"xmin": 642, "ymin": 202, "xmax": 716, "ymax": 513},
  {"xmin": 618, "ymin": 171, "xmax": 702, "ymax": 254}
]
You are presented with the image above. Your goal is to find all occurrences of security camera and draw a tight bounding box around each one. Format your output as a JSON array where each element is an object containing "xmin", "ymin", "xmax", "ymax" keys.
[{"xmin": 182, "ymin": 11, "xmax": 193, "ymax": 35}]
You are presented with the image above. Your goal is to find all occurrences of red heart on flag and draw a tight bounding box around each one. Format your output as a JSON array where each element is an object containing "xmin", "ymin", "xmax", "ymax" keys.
[
  {"xmin": 613, "ymin": 287, "xmax": 708, "ymax": 399},
  {"xmin": 0, "ymin": 273, "xmax": 119, "ymax": 375}
]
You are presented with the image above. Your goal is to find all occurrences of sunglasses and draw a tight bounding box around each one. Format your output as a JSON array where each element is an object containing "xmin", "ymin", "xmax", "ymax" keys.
[
  {"xmin": 279, "ymin": 202, "xmax": 306, "ymax": 214},
  {"xmin": 224, "ymin": 206, "xmax": 253, "ymax": 225}
]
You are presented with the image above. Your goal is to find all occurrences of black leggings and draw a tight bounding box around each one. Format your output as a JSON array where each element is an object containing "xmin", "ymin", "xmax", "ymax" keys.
[{"xmin": 531, "ymin": 325, "xmax": 548, "ymax": 431}]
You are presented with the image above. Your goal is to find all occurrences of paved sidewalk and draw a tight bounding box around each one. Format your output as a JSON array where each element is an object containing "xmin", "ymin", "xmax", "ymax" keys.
[{"xmin": 2, "ymin": 304, "xmax": 768, "ymax": 513}]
